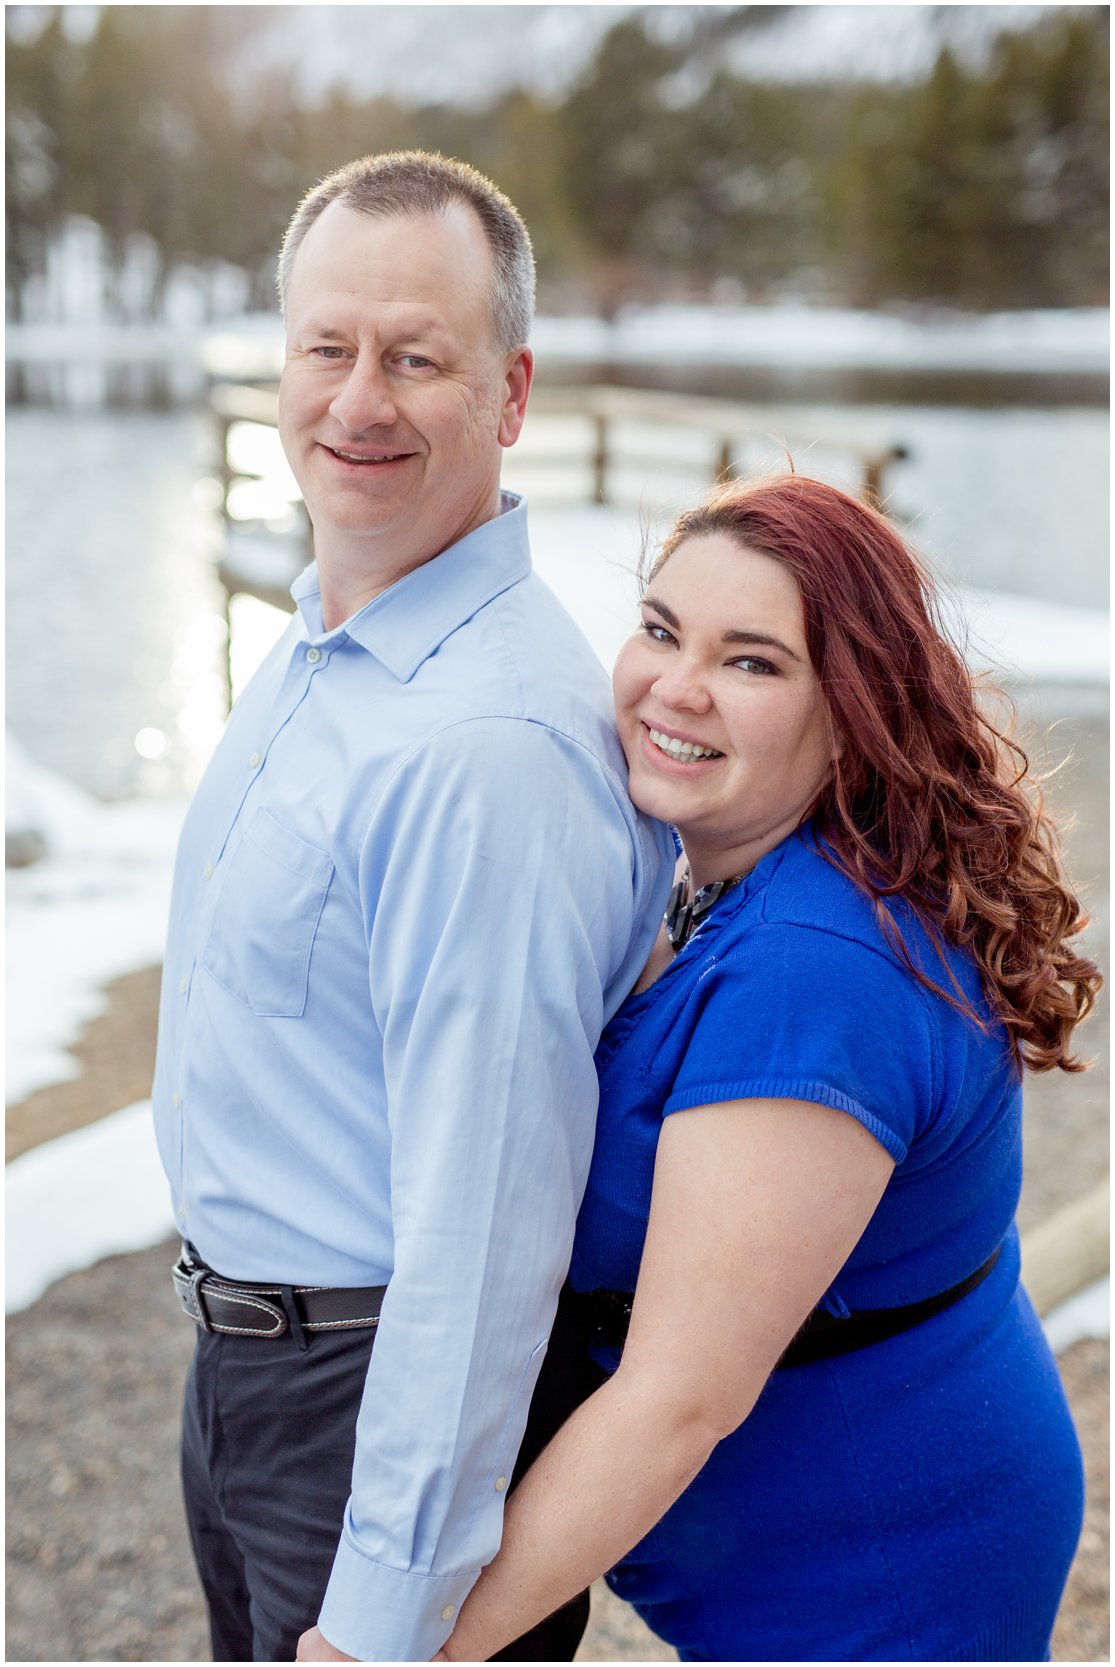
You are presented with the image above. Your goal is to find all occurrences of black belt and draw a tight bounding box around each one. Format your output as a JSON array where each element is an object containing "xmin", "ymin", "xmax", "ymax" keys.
[
  {"xmin": 172, "ymin": 1246, "xmax": 387, "ymax": 1340},
  {"xmin": 574, "ymin": 1246, "xmax": 1002, "ymax": 1370}
]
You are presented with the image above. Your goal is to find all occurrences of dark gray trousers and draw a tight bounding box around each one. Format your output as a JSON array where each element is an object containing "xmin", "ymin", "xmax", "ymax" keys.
[{"xmin": 181, "ymin": 1288, "xmax": 602, "ymax": 1662}]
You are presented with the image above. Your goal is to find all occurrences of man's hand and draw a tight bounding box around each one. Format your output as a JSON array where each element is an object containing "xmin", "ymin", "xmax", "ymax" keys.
[{"xmin": 296, "ymin": 1624, "xmax": 357, "ymax": 1661}]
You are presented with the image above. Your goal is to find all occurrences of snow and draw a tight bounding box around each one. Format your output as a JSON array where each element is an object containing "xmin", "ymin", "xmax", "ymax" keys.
[
  {"xmin": 6, "ymin": 735, "xmax": 186, "ymax": 1104},
  {"xmin": 6, "ymin": 1103, "xmax": 176, "ymax": 1313},
  {"xmin": 9, "ymin": 304, "xmax": 1107, "ymax": 382},
  {"xmin": 1041, "ymin": 1276, "xmax": 1111, "ymax": 1353},
  {"xmin": 526, "ymin": 506, "xmax": 1109, "ymax": 689},
  {"xmin": 530, "ymin": 304, "xmax": 1110, "ymax": 375}
]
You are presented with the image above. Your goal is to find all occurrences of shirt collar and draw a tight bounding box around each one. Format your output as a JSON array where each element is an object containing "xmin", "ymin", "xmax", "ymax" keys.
[{"xmin": 290, "ymin": 493, "xmax": 532, "ymax": 681}]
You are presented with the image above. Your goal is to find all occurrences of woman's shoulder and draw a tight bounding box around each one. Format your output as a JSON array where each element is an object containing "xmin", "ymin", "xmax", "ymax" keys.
[
  {"xmin": 746, "ymin": 827, "xmax": 897, "ymax": 952},
  {"xmin": 745, "ymin": 826, "xmax": 988, "ymax": 1021}
]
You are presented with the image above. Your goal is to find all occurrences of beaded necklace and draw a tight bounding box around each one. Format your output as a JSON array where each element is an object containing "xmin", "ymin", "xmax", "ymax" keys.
[{"xmin": 664, "ymin": 869, "xmax": 742, "ymax": 953}]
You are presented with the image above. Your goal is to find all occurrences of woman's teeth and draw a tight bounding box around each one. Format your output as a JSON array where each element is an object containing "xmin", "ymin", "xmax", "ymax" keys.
[{"xmin": 648, "ymin": 727, "xmax": 722, "ymax": 761}]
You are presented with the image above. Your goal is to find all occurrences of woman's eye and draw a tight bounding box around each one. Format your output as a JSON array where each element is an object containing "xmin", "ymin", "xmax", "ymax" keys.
[
  {"xmin": 733, "ymin": 656, "xmax": 776, "ymax": 675},
  {"xmin": 641, "ymin": 621, "xmax": 676, "ymax": 645}
]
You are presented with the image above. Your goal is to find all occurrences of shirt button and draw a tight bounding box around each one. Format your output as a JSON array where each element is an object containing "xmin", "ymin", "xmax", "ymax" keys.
[
  {"xmin": 248, "ymin": 751, "xmax": 261, "ymax": 768},
  {"xmin": 494, "ymin": 1475, "xmax": 508, "ymax": 1492},
  {"xmin": 203, "ymin": 862, "xmax": 214, "ymax": 879},
  {"xmin": 173, "ymin": 1093, "xmax": 182, "ymax": 1109},
  {"xmin": 441, "ymin": 1606, "xmax": 456, "ymax": 1622},
  {"xmin": 306, "ymin": 647, "xmax": 322, "ymax": 664},
  {"xmin": 178, "ymin": 977, "xmax": 188, "ymax": 994}
]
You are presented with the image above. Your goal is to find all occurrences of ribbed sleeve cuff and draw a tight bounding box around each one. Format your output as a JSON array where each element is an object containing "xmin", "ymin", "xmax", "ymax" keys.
[
  {"xmin": 663, "ymin": 1075, "xmax": 909, "ymax": 1163},
  {"xmin": 318, "ymin": 1527, "xmax": 479, "ymax": 1662}
]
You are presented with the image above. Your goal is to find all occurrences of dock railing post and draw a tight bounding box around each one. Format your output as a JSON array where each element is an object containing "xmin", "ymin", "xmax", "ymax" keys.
[
  {"xmin": 592, "ymin": 413, "xmax": 609, "ymax": 503},
  {"xmin": 863, "ymin": 446, "xmax": 908, "ymax": 511}
]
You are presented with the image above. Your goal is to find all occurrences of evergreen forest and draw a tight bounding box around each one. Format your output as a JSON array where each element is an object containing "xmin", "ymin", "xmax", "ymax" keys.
[{"xmin": 6, "ymin": 4, "xmax": 1109, "ymax": 320}]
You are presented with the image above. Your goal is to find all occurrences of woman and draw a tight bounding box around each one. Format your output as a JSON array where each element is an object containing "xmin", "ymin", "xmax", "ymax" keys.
[{"xmin": 440, "ymin": 475, "xmax": 1100, "ymax": 1663}]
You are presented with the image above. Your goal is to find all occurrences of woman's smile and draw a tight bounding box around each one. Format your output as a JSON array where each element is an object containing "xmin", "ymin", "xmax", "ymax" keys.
[{"xmin": 641, "ymin": 721, "xmax": 725, "ymax": 767}]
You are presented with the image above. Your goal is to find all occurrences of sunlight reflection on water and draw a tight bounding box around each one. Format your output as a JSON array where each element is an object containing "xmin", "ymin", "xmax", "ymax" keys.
[{"xmin": 6, "ymin": 399, "xmax": 1108, "ymax": 800}]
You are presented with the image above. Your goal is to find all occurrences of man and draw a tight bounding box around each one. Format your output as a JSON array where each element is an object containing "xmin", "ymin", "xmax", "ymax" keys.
[{"xmin": 152, "ymin": 151, "xmax": 671, "ymax": 1663}]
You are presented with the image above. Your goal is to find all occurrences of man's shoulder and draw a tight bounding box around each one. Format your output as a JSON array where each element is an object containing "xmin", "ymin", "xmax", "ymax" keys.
[{"xmin": 426, "ymin": 569, "xmax": 618, "ymax": 756}]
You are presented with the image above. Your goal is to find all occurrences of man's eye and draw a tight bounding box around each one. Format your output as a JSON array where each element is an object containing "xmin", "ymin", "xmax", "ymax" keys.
[
  {"xmin": 399, "ymin": 354, "xmax": 433, "ymax": 370},
  {"xmin": 312, "ymin": 345, "xmax": 346, "ymax": 359}
]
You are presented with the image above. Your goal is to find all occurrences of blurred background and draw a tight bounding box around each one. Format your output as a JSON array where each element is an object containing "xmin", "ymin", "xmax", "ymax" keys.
[{"xmin": 6, "ymin": 5, "xmax": 1109, "ymax": 1661}]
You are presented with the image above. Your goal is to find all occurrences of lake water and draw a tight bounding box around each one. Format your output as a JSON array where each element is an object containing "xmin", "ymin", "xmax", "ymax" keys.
[{"xmin": 6, "ymin": 391, "xmax": 1108, "ymax": 801}]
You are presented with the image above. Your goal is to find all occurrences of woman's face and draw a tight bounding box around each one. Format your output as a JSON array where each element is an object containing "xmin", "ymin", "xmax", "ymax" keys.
[{"xmin": 612, "ymin": 531, "xmax": 836, "ymax": 885}]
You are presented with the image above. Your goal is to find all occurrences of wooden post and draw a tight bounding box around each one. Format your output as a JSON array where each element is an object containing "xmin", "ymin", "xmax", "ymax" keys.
[
  {"xmin": 1019, "ymin": 1176, "xmax": 1109, "ymax": 1317},
  {"xmin": 592, "ymin": 413, "xmax": 609, "ymax": 503},
  {"xmin": 863, "ymin": 445, "xmax": 908, "ymax": 510},
  {"xmin": 863, "ymin": 458, "xmax": 884, "ymax": 509},
  {"xmin": 715, "ymin": 438, "xmax": 735, "ymax": 485}
]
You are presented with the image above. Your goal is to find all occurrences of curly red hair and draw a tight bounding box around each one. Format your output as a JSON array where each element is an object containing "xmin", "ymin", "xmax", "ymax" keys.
[{"xmin": 653, "ymin": 474, "xmax": 1101, "ymax": 1073}]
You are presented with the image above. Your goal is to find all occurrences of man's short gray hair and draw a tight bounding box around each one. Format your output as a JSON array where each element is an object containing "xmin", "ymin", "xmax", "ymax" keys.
[{"xmin": 276, "ymin": 150, "xmax": 535, "ymax": 352}]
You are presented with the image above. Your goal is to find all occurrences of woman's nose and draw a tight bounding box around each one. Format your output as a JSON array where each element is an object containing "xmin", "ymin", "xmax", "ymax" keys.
[
  {"xmin": 329, "ymin": 357, "xmax": 398, "ymax": 433},
  {"xmin": 653, "ymin": 660, "xmax": 712, "ymax": 713}
]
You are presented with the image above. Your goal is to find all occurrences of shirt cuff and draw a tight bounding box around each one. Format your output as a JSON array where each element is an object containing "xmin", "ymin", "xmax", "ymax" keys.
[{"xmin": 318, "ymin": 1522, "xmax": 479, "ymax": 1662}]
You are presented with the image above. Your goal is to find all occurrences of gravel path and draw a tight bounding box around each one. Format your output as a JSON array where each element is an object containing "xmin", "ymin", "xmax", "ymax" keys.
[
  {"xmin": 6, "ymin": 713, "xmax": 1107, "ymax": 1662},
  {"xmin": 5, "ymin": 1242, "xmax": 1107, "ymax": 1662}
]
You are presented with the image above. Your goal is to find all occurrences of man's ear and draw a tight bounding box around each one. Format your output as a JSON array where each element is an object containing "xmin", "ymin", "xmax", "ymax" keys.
[{"xmin": 498, "ymin": 348, "xmax": 534, "ymax": 448}]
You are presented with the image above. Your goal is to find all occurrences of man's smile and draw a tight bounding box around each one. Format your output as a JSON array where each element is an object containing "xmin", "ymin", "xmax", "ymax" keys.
[{"xmin": 322, "ymin": 443, "xmax": 418, "ymax": 468}]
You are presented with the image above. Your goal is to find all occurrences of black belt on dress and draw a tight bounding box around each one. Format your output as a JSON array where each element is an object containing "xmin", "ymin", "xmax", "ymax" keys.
[
  {"xmin": 171, "ymin": 1245, "xmax": 387, "ymax": 1339},
  {"xmin": 572, "ymin": 1245, "xmax": 1002, "ymax": 1370}
]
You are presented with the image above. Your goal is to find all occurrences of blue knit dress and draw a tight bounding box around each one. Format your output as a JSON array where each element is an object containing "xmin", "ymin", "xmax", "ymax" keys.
[{"xmin": 569, "ymin": 825, "xmax": 1083, "ymax": 1662}]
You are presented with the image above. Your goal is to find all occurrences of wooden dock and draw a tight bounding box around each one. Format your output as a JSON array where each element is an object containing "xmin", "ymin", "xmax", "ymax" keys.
[{"xmin": 210, "ymin": 378, "xmax": 910, "ymax": 622}]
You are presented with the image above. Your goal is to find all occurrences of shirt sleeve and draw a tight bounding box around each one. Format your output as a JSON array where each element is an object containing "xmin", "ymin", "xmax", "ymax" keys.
[
  {"xmin": 663, "ymin": 921, "xmax": 941, "ymax": 1164},
  {"xmin": 317, "ymin": 715, "xmax": 661, "ymax": 1661}
]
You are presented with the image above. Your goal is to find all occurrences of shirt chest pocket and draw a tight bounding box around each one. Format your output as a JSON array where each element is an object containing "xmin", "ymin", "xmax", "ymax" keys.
[{"xmin": 201, "ymin": 808, "xmax": 334, "ymax": 1018}]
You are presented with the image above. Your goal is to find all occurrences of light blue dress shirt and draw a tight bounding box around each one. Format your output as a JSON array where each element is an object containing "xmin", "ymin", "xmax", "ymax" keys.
[{"xmin": 152, "ymin": 493, "xmax": 672, "ymax": 1660}]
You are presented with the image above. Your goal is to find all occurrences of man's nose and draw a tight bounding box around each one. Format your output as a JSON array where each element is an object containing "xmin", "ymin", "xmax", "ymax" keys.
[{"xmin": 328, "ymin": 355, "xmax": 398, "ymax": 433}]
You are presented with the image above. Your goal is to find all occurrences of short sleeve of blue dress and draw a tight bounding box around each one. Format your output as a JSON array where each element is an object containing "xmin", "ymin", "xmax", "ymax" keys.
[{"xmin": 662, "ymin": 918, "xmax": 938, "ymax": 1165}]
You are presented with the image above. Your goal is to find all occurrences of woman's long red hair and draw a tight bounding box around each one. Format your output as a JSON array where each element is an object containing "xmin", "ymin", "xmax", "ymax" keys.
[{"xmin": 654, "ymin": 474, "xmax": 1101, "ymax": 1072}]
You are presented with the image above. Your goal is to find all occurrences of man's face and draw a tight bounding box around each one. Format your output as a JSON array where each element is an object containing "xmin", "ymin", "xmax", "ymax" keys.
[{"xmin": 278, "ymin": 201, "xmax": 531, "ymax": 578}]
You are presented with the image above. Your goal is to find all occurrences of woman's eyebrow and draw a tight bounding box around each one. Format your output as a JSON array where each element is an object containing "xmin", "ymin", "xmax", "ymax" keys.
[
  {"xmin": 721, "ymin": 628, "xmax": 802, "ymax": 661},
  {"xmin": 642, "ymin": 596, "xmax": 800, "ymax": 661},
  {"xmin": 641, "ymin": 594, "xmax": 679, "ymax": 627}
]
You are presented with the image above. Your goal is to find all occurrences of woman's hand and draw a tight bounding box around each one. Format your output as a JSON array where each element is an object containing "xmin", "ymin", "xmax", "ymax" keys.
[{"xmin": 296, "ymin": 1624, "xmax": 356, "ymax": 1660}]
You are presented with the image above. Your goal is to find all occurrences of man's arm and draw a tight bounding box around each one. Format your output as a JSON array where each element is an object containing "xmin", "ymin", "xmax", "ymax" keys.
[{"xmin": 314, "ymin": 716, "xmax": 658, "ymax": 1661}]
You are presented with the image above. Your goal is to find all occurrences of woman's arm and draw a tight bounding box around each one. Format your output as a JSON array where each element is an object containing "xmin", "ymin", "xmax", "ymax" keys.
[{"xmin": 440, "ymin": 1097, "xmax": 894, "ymax": 1661}]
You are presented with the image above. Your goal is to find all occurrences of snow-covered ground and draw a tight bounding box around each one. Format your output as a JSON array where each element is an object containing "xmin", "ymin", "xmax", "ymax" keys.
[
  {"xmin": 206, "ymin": 302, "xmax": 1109, "ymax": 381},
  {"xmin": 6, "ymin": 737, "xmax": 186, "ymax": 1105},
  {"xmin": 531, "ymin": 304, "xmax": 1110, "ymax": 376},
  {"xmin": 9, "ymin": 303, "xmax": 1108, "ymax": 384},
  {"xmin": 6, "ymin": 504, "xmax": 1108, "ymax": 1329}
]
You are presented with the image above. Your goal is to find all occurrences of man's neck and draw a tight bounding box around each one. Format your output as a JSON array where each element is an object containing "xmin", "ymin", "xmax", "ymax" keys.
[
  {"xmin": 316, "ymin": 547, "xmax": 434, "ymax": 633},
  {"xmin": 312, "ymin": 493, "xmax": 506, "ymax": 634}
]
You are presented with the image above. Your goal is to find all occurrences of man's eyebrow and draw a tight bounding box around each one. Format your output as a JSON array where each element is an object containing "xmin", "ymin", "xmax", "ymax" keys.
[
  {"xmin": 641, "ymin": 594, "xmax": 802, "ymax": 661},
  {"xmin": 306, "ymin": 317, "xmax": 452, "ymax": 342}
]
